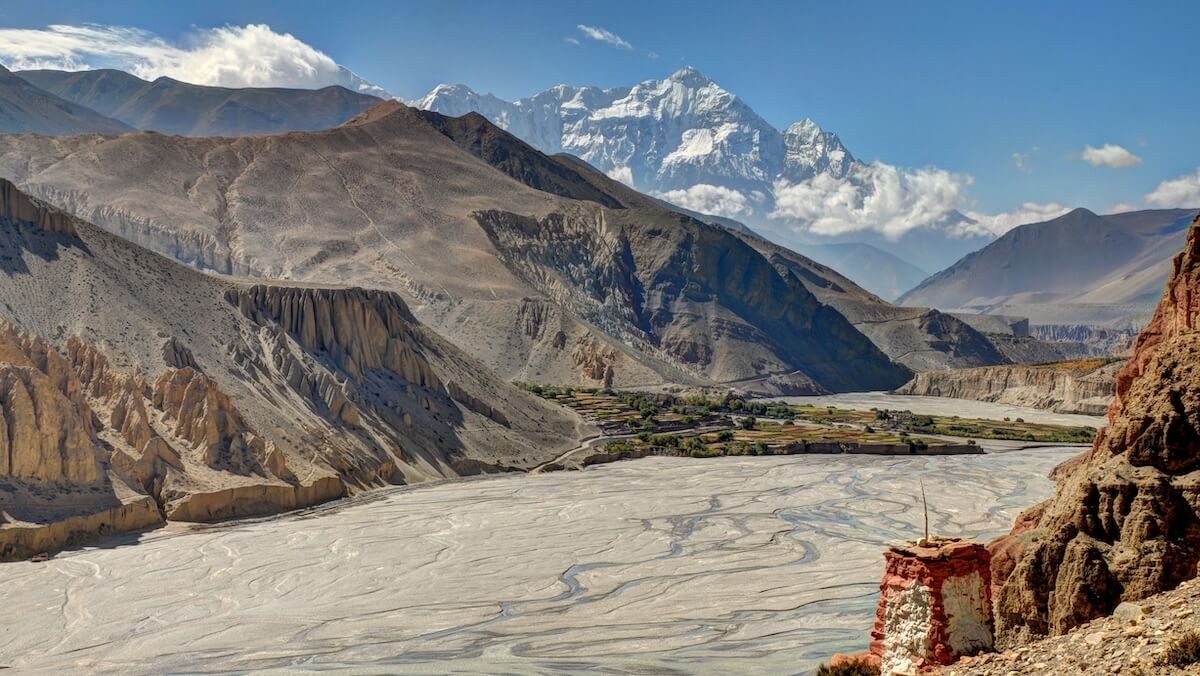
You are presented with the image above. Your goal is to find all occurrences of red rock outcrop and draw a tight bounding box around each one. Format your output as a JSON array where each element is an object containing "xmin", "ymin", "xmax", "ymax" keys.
[{"xmin": 994, "ymin": 212, "xmax": 1200, "ymax": 643}]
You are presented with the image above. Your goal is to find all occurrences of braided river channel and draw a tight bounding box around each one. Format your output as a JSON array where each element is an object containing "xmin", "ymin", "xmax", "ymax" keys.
[{"xmin": 1, "ymin": 395, "xmax": 1097, "ymax": 674}]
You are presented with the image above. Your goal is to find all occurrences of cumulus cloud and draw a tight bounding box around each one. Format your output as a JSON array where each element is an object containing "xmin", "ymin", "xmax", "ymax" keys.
[
  {"xmin": 1145, "ymin": 167, "xmax": 1200, "ymax": 208},
  {"xmin": 658, "ymin": 184, "xmax": 757, "ymax": 219},
  {"xmin": 768, "ymin": 161, "xmax": 1069, "ymax": 239},
  {"xmin": 576, "ymin": 24, "xmax": 633, "ymax": 50},
  {"xmin": 1080, "ymin": 143, "xmax": 1143, "ymax": 169},
  {"xmin": 0, "ymin": 23, "xmax": 390, "ymax": 97},
  {"xmin": 770, "ymin": 162, "xmax": 974, "ymax": 239},
  {"xmin": 563, "ymin": 36, "xmax": 580, "ymax": 46},
  {"xmin": 962, "ymin": 202, "xmax": 1072, "ymax": 235}
]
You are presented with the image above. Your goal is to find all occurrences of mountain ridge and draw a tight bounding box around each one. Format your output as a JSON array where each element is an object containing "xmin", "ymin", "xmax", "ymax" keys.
[
  {"xmin": 898, "ymin": 207, "xmax": 1197, "ymax": 326},
  {"xmin": 0, "ymin": 177, "xmax": 584, "ymax": 559},
  {"xmin": 0, "ymin": 64, "xmax": 131, "ymax": 135},
  {"xmin": 15, "ymin": 67, "xmax": 383, "ymax": 136},
  {"xmin": 0, "ymin": 100, "xmax": 916, "ymax": 394}
]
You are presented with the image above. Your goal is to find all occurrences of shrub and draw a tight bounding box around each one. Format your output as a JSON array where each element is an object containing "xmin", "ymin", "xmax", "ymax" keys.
[
  {"xmin": 1159, "ymin": 629, "xmax": 1200, "ymax": 667},
  {"xmin": 815, "ymin": 659, "xmax": 880, "ymax": 676},
  {"xmin": 716, "ymin": 430, "xmax": 735, "ymax": 442},
  {"xmin": 740, "ymin": 416, "xmax": 757, "ymax": 430}
]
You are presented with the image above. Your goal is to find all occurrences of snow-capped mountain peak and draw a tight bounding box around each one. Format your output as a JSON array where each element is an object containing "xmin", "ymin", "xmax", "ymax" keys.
[
  {"xmin": 415, "ymin": 68, "xmax": 860, "ymax": 216},
  {"xmin": 665, "ymin": 65, "xmax": 715, "ymax": 87},
  {"xmin": 782, "ymin": 117, "xmax": 854, "ymax": 180}
]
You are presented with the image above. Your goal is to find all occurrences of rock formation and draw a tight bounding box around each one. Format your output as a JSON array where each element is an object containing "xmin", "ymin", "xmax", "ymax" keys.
[
  {"xmin": 896, "ymin": 359, "xmax": 1121, "ymax": 415},
  {"xmin": 0, "ymin": 178, "xmax": 583, "ymax": 559},
  {"xmin": 992, "ymin": 212, "xmax": 1200, "ymax": 643}
]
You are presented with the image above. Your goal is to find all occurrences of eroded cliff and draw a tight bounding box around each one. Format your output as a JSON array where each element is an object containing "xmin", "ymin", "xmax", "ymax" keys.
[
  {"xmin": 992, "ymin": 212, "xmax": 1200, "ymax": 643},
  {"xmin": 0, "ymin": 179, "xmax": 583, "ymax": 559},
  {"xmin": 896, "ymin": 359, "xmax": 1121, "ymax": 415}
]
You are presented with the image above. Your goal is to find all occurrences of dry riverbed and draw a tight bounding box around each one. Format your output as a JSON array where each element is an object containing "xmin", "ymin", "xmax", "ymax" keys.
[{"xmin": 0, "ymin": 446, "xmax": 1075, "ymax": 674}]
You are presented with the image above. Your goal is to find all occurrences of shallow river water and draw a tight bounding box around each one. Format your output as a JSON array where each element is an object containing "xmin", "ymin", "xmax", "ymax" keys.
[{"xmin": 0, "ymin": 442, "xmax": 1077, "ymax": 674}]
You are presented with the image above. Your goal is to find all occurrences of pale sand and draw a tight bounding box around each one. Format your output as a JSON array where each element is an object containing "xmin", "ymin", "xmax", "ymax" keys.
[{"xmin": 0, "ymin": 447, "xmax": 1074, "ymax": 674}]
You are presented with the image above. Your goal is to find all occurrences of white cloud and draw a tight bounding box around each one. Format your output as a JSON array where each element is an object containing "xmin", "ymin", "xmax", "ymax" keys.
[
  {"xmin": 0, "ymin": 23, "xmax": 390, "ymax": 97},
  {"xmin": 1108, "ymin": 202, "xmax": 1139, "ymax": 214},
  {"xmin": 577, "ymin": 24, "xmax": 633, "ymax": 50},
  {"xmin": 606, "ymin": 165, "xmax": 635, "ymax": 187},
  {"xmin": 648, "ymin": 51, "xmax": 660, "ymax": 59},
  {"xmin": 563, "ymin": 36, "xmax": 580, "ymax": 45},
  {"xmin": 962, "ymin": 202, "xmax": 1072, "ymax": 235},
  {"xmin": 658, "ymin": 184, "xmax": 756, "ymax": 219},
  {"xmin": 1145, "ymin": 168, "xmax": 1200, "ymax": 208},
  {"xmin": 768, "ymin": 161, "xmax": 1069, "ymax": 239},
  {"xmin": 770, "ymin": 162, "xmax": 973, "ymax": 239},
  {"xmin": 1012, "ymin": 152, "xmax": 1030, "ymax": 172},
  {"xmin": 1080, "ymin": 143, "xmax": 1143, "ymax": 169}
]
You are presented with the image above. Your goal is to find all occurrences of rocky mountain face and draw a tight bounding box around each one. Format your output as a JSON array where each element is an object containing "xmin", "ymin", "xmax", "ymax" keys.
[
  {"xmin": 15, "ymin": 68, "xmax": 382, "ymax": 136},
  {"xmin": 0, "ymin": 65, "xmax": 131, "ymax": 135},
  {"xmin": 718, "ymin": 227, "xmax": 1011, "ymax": 373},
  {"xmin": 990, "ymin": 211, "xmax": 1200, "ymax": 642},
  {"xmin": 414, "ymin": 66, "xmax": 1006, "ymax": 279},
  {"xmin": 0, "ymin": 101, "xmax": 912, "ymax": 394},
  {"xmin": 896, "ymin": 359, "xmax": 1121, "ymax": 415},
  {"xmin": 899, "ymin": 207, "xmax": 1197, "ymax": 327},
  {"xmin": 415, "ymin": 67, "xmax": 855, "ymax": 209},
  {"xmin": 0, "ymin": 179, "xmax": 583, "ymax": 559}
]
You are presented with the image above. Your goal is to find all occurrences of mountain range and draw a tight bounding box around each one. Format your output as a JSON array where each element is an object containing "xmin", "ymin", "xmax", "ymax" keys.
[
  {"xmin": 0, "ymin": 100, "xmax": 939, "ymax": 394},
  {"xmin": 0, "ymin": 64, "xmax": 131, "ymax": 135},
  {"xmin": 3, "ymin": 68, "xmax": 379, "ymax": 137},
  {"xmin": 899, "ymin": 207, "xmax": 1197, "ymax": 327},
  {"xmin": 417, "ymin": 67, "xmax": 855, "ymax": 200},
  {"xmin": 414, "ymin": 66, "xmax": 994, "ymax": 280}
]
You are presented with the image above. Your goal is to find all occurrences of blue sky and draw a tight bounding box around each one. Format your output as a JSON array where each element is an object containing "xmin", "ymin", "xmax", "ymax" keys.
[{"xmin": 0, "ymin": 0, "xmax": 1196, "ymax": 216}]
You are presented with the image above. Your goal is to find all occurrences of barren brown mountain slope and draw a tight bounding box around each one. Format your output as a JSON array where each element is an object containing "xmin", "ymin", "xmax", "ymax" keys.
[
  {"xmin": 16, "ymin": 68, "xmax": 382, "ymax": 137},
  {"xmin": 0, "ymin": 65, "xmax": 131, "ymax": 135},
  {"xmin": 900, "ymin": 207, "xmax": 1196, "ymax": 327},
  {"xmin": 544, "ymin": 152, "xmax": 1011, "ymax": 374},
  {"xmin": 989, "ymin": 211, "xmax": 1200, "ymax": 643},
  {"xmin": 0, "ymin": 179, "xmax": 583, "ymax": 560},
  {"xmin": 0, "ymin": 101, "xmax": 909, "ymax": 394}
]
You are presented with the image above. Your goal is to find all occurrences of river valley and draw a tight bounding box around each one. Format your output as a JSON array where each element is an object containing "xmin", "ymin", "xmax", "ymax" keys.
[{"xmin": 0, "ymin": 424, "xmax": 1077, "ymax": 673}]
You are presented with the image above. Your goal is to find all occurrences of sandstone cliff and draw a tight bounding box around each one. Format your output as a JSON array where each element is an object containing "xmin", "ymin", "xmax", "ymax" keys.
[
  {"xmin": 896, "ymin": 359, "xmax": 1121, "ymax": 415},
  {"xmin": 991, "ymin": 211, "xmax": 1200, "ymax": 643},
  {"xmin": 0, "ymin": 179, "xmax": 583, "ymax": 559}
]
